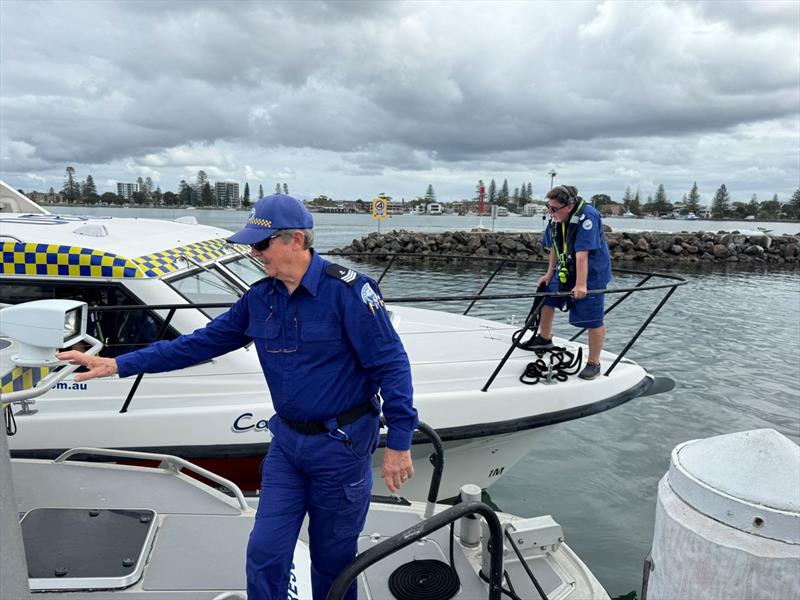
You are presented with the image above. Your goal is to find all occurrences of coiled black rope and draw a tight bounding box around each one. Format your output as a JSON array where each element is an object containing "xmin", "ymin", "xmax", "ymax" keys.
[
  {"xmin": 519, "ymin": 345, "xmax": 583, "ymax": 385},
  {"xmin": 387, "ymin": 559, "xmax": 459, "ymax": 599},
  {"xmin": 387, "ymin": 521, "xmax": 460, "ymax": 600},
  {"xmin": 4, "ymin": 404, "xmax": 17, "ymax": 436}
]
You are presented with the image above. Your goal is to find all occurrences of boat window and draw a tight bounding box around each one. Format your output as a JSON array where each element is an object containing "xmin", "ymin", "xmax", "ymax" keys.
[
  {"xmin": 168, "ymin": 270, "xmax": 241, "ymax": 318},
  {"xmin": 0, "ymin": 281, "xmax": 179, "ymax": 358},
  {"xmin": 222, "ymin": 256, "xmax": 267, "ymax": 286}
]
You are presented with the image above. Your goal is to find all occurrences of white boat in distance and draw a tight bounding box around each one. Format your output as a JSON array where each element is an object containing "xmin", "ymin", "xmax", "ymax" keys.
[{"xmin": 0, "ymin": 182, "xmax": 683, "ymax": 499}]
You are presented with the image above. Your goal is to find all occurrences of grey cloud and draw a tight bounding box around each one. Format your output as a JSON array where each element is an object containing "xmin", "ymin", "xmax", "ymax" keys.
[{"xmin": 0, "ymin": 0, "xmax": 797, "ymax": 199}]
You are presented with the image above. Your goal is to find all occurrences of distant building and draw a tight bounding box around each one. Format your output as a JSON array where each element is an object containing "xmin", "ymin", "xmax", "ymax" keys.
[
  {"xmin": 427, "ymin": 202, "xmax": 443, "ymax": 215},
  {"xmin": 117, "ymin": 182, "xmax": 139, "ymax": 200},
  {"xmin": 26, "ymin": 190, "xmax": 63, "ymax": 205},
  {"xmin": 603, "ymin": 204, "xmax": 625, "ymax": 216},
  {"xmin": 387, "ymin": 202, "xmax": 404, "ymax": 215},
  {"xmin": 214, "ymin": 181, "xmax": 240, "ymax": 207}
]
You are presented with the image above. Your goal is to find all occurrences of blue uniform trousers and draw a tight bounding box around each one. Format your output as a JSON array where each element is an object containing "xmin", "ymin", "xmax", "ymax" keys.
[{"xmin": 246, "ymin": 414, "xmax": 379, "ymax": 600}]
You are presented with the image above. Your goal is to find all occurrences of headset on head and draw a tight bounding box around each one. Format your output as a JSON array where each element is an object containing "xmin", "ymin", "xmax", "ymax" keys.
[{"xmin": 551, "ymin": 185, "xmax": 578, "ymax": 206}]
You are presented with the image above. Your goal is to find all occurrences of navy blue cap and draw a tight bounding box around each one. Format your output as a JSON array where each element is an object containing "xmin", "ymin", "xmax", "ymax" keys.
[{"xmin": 227, "ymin": 194, "xmax": 314, "ymax": 245}]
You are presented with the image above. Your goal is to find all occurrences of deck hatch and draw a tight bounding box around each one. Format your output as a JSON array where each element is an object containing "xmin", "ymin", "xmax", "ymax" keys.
[{"xmin": 21, "ymin": 507, "xmax": 157, "ymax": 590}]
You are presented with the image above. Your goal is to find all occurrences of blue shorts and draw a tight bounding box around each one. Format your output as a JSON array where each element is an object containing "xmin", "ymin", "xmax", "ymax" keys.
[{"xmin": 543, "ymin": 281, "xmax": 605, "ymax": 329}]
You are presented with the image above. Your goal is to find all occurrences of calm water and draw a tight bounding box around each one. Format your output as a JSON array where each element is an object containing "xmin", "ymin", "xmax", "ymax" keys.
[{"xmin": 52, "ymin": 207, "xmax": 800, "ymax": 597}]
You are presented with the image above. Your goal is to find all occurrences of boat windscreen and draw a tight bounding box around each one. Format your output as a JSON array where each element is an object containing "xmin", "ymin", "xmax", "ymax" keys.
[
  {"xmin": 168, "ymin": 270, "xmax": 241, "ymax": 318},
  {"xmin": 223, "ymin": 256, "xmax": 267, "ymax": 286}
]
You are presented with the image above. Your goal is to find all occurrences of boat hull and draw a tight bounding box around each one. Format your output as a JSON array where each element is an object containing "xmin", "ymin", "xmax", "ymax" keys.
[{"xmin": 10, "ymin": 374, "xmax": 649, "ymax": 498}]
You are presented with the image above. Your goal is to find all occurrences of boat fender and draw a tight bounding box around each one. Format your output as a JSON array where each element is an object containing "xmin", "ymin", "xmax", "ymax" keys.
[{"xmin": 324, "ymin": 263, "xmax": 358, "ymax": 286}]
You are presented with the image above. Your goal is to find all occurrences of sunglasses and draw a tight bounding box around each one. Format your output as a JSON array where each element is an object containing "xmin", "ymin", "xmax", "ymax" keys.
[
  {"xmin": 546, "ymin": 203, "xmax": 567, "ymax": 213},
  {"xmin": 251, "ymin": 233, "xmax": 282, "ymax": 252}
]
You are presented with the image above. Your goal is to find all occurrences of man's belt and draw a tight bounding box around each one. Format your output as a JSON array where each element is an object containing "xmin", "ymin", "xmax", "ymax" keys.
[{"xmin": 280, "ymin": 400, "xmax": 376, "ymax": 435}]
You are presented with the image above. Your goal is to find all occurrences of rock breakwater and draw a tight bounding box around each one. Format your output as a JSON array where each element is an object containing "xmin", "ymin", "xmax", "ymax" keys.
[{"xmin": 332, "ymin": 229, "xmax": 800, "ymax": 267}]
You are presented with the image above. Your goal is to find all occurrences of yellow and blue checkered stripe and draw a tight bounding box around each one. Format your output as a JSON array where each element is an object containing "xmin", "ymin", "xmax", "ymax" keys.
[
  {"xmin": 2, "ymin": 243, "xmax": 143, "ymax": 278},
  {"xmin": 1, "ymin": 365, "xmax": 50, "ymax": 395},
  {"xmin": 1, "ymin": 239, "xmax": 244, "ymax": 279},
  {"xmin": 132, "ymin": 238, "xmax": 243, "ymax": 277}
]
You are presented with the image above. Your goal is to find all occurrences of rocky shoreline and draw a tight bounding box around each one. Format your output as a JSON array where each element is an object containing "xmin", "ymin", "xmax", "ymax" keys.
[{"xmin": 332, "ymin": 229, "xmax": 800, "ymax": 267}]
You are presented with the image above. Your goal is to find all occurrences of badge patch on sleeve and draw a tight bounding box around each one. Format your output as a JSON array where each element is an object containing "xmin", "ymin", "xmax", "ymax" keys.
[
  {"xmin": 360, "ymin": 282, "xmax": 385, "ymax": 315},
  {"xmin": 582, "ymin": 219, "xmax": 593, "ymax": 230}
]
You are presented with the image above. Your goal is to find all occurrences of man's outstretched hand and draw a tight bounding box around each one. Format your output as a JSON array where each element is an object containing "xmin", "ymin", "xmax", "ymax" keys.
[{"xmin": 56, "ymin": 351, "xmax": 118, "ymax": 382}]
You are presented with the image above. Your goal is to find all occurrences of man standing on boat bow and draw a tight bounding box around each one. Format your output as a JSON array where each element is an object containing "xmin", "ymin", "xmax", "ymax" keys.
[
  {"xmin": 531, "ymin": 185, "xmax": 612, "ymax": 380},
  {"xmin": 57, "ymin": 194, "xmax": 418, "ymax": 600}
]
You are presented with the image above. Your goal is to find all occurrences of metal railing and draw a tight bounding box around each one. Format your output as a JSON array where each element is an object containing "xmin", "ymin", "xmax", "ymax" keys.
[
  {"xmin": 54, "ymin": 447, "xmax": 250, "ymax": 511},
  {"xmin": 44, "ymin": 251, "xmax": 685, "ymax": 410},
  {"xmin": 326, "ymin": 500, "xmax": 504, "ymax": 600},
  {"xmin": 329, "ymin": 251, "xmax": 687, "ymax": 387}
]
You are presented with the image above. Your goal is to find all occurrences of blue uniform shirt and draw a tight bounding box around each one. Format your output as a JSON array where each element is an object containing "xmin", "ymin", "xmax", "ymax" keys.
[
  {"xmin": 542, "ymin": 204, "xmax": 612, "ymax": 289},
  {"xmin": 117, "ymin": 250, "xmax": 418, "ymax": 451}
]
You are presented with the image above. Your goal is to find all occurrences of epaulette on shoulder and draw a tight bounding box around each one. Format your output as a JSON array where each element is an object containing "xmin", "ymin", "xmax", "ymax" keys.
[{"xmin": 324, "ymin": 263, "xmax": 359, "ymax": 286}]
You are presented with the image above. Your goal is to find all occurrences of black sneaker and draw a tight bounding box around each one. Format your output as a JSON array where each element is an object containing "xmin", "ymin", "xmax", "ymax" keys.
[
  {"xmin": 578, "ymin": 362, "xmax": 601, "ymax": 380},
  {"xmin": 526, "ymin": 334, "xmax": 554, "ymax": 349}
]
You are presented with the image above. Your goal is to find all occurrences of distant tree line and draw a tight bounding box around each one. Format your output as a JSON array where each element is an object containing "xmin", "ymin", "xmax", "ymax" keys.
[
  {"xmin": 42, "ymin": 166, "xmax": 287, "ymax": 208},
  {"xmin": 597, "ymin": 182, "xmax": 800, "ymax": 220},
  {"xmin": 26, "ymin": 167, "xmax": 800, "ymax": 221}
]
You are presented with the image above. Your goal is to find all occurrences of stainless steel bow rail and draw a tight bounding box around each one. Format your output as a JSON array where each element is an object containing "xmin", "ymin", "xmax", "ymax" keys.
[
  {"xmin": 71, "ymin": 251, "xmax": 685, "ymax": 411},
  {"xmin": 329, "ymin": 251, "xmax": 687, "ymax": 390}
]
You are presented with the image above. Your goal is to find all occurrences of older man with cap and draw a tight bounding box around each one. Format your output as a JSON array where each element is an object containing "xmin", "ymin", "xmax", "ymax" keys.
[{"xmin": 57, "ymin": 194, "xmax": 418, "ymax": 600}]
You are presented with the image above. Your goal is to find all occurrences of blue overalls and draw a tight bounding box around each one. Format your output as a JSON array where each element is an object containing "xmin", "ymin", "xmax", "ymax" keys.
[
  {"xmin": 116, "ymin": 250, "xmax": 418, "ymax": 600},
  {"xmin": 542, "ymin": 203, "xmax": 612, "ymax": 328}
]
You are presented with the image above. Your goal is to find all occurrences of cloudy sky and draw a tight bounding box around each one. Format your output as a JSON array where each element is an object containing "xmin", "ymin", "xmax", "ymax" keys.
[{"xmin": 1, "ymin": 0, "xmax": 798, "ymax": 204}]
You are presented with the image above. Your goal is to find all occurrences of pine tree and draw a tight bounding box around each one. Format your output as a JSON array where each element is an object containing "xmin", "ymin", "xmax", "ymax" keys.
[
  {"xmin": 282, "ymin": 183, "xmax": 289, "ymax": 195},
  {"xmin": 518, "ymin": 182, "xmax": 529, "ymax": 206},
  {"xmin": 526, "ymin": 182, "xmax": 533, "ymax": 200},
  {"xmin": 629, "ymin": 189, "xmax": 641, "ymax": 215},
  {"xmin": 62, "ymin": 166, "xmax": 80, "ymax": 203},
  {"xmin": 488, "ymin": 179, "xmax": 497, "ymax": 205},
  {"xmin": 258, "ymin": 184, "xmax": 264, "ymax": 199},
  {"xmin": 201, "ymin": 182, "xmax": 215, "ymax": 206},
  {"xmin": 788, "ymin": 188, "xmax": 800, "ymax": 219},
  {"xmin": 178, "ymin": 180, "xmax": 193, "ymax": 205},
  {"xmin": 685, "ymin": 182, "xmax": 701, "ymax": 214},
  {"xmin": 498, "ymin": 179, "xmax": 509, "ymax": 206},
  {"xmin": 83, "ymin": 174, "xmax": 97, "ymax": 197},
  {"xmin": 243, "ymin": 182, "xmax": 251, "ymax": 207},
  {"xmin": 748, "ymin": 194, "xmax": 759, "ymax": 218},
  {"xmin": 424, "ymin": 184, "xmax": 436, "ymax": 203},
  {"xmin": 622, "ymin": 186, "xmax": 633, "ymax": 210},
  {"xmin": 711, "ymin": 184, "xmax": 730, "ymax": 219},
  {"xmin": 275, "ymin": 183, "xmax": 281, "ymax": 194},
  {"xmin": 653, "ymin": 184, "xmax": 669, "ymax": 215}
]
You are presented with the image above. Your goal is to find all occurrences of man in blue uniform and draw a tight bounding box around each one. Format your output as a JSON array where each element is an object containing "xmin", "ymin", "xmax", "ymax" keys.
[
  {"xmin": 531, "ymin": 185, "xmax": 612, "ymax": 380},
  {"xmin": 57, "ymin": 194, "xmax": 418, "ymax": 600}
]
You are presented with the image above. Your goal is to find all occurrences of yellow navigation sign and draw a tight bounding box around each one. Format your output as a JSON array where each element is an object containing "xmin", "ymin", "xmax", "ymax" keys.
[{"xmin": 371, "ymin": 197, "xmax": 389, "ymax": 220}]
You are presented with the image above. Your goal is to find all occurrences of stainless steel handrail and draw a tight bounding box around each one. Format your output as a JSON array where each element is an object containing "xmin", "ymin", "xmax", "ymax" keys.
[{"xmin": 53, "ymin": 447, "xmax": 250, "ymax": 512}]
